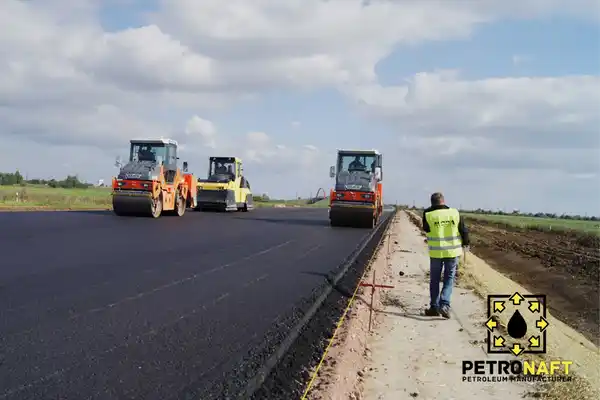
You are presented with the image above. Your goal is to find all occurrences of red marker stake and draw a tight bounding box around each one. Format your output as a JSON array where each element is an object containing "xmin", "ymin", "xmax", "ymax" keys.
[{"xmin": 360, "ymin": 271, "xmax": 395, "ymax": 332}]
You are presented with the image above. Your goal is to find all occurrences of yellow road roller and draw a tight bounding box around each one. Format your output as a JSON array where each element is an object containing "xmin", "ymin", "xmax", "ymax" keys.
[{"xmin": 195, "ymin": 156, "xmax": 253, "ymax": 212}]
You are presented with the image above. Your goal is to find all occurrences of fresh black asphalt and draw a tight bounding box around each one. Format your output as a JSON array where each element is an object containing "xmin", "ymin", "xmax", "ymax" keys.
[{"xmin": 0, "ymin": 208, "xmax": 372, "ymax": 400}]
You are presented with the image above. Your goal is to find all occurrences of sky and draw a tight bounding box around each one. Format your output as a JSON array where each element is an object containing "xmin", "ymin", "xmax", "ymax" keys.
[{"xmin": 0, "ymin": 0, "xmax": 599, "ymax": 215}]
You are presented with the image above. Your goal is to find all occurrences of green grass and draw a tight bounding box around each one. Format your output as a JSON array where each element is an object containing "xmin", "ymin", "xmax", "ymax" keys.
[
  {"xmin": 462, "ymin": 212, "xmax": 600, "ymax": 235},
  {"xmin": 0, "ymin": 185, "xmax": 331, "ymax": 211},
  {"xmin": 0, "ymin": 185, "xmax": 112, "ymax": 210}
]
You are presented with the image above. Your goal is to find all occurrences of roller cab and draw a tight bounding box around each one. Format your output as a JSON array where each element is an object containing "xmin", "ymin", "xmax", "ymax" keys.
[
  {"xmin": 328, "ymin": 149, "xmax": 383, "ymax": 228},
  {"xmin": 195, "ymin": 156, "xmax": 254, "ymax": 212},
  {"xmin": 111, "ymin": 138, "xmax": 196, "ymax": 218}
]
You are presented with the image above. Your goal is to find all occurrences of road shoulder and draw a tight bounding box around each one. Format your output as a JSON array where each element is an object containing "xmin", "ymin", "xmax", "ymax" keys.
[
  {"xmin": 361, "ymin": 212, "xmax": 535, "ymax": 399},
  {"xmin": 305, "ymin": 211, "xmax": 600, "ymax": 400}
]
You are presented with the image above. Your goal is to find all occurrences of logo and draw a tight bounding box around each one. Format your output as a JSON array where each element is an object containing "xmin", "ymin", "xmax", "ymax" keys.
[
  {"xmin": 486, "ymin": 292, "xmax": 547, "ymax": 356},
  {"xmin": 433, "ymin": 219, "xmax": 455, "ymax": 226},
  {"xmin": 461, "ymin": 292, "xmax": 573, "ymax": 383},
  {"xmin": 125, "ymin": 173, "xmax": 142, "ymax": 179}
]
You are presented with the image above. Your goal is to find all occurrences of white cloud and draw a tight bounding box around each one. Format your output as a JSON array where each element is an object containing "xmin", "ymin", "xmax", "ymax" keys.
[
  {"xmin": 238, "ymin": 131, "xmax": 323, "ymax": 171},
  {"xmin": 150, "ymin": 0, "xmax": 598, "ymax": 89},
  {"xmin": 0, "ymin": 0, "xmax": 598, "ymax": 211},
  {"xmin": 184, "ymin": 116, "xmax": 218, "ymax": 149},
  {"xmin": 350, "ymin": 71, "xmax": 600, "ymax": 165},
  {"xmin": 346, "ymin": 70, "xmax": 600, "ymax": 213},
  {"xmin": 77, "ymin": 25, "xmax": 216, "ymax": 93},
  {"xmin": 173, "ymin": 120, "xmax": 329, "ymax": 192}
]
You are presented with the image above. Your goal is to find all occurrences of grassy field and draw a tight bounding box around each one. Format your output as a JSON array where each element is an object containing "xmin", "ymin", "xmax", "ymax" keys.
[
  {"xmin": 0, "ymin": 185, "xmax": 329, "ymax": 210},
  {"xmin": 462, "ymin": 212, "xmax": 600, "ymax": 235},
  {"xmin": 0, "ymin": 185, "xmax": 112, "ymax": 209},
  {"xmin": 405, "ymin": 207, "xmax": 599, "ymax": 236}
]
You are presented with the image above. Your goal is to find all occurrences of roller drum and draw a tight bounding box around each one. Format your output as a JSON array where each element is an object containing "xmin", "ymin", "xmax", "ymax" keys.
[
  {"xmin": 196, "ymin": 189, "xmax": 237, "ymax": 211},
  {"xmin": 329, "ymin": 205, "xmax": 376, "ymax": 228},
  {"xmin": 112, "ymin": 193, "xmax": 161, "ymax": 218}
]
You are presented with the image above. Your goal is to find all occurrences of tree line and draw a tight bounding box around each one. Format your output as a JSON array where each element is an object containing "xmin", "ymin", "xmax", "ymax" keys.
[
  {"xmin": 396, "ymin": 205, "xmax": 597, "ymax": 222},
  {"xmin": 464, "ymin": 207, "xmax": 598, "ymax": 221},
  {"xmin": 0, "ymin": 170, "xmax": 92, "ymax": 189}
]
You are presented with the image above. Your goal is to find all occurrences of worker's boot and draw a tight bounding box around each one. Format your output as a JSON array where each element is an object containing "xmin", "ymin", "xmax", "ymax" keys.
[
  {"xmin": 439, "ymin": 305, "xmax": 451, "ymax": 319},
  {"xmin": 424, "ymin": 307, "xmax": 439, "ymax": 317}
]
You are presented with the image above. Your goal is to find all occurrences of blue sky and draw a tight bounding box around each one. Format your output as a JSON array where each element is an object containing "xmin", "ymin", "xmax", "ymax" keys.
[
  {"xmin": 377, "ymin": 18, "xmax": 600, "ymax": 81},
  {"xmin": 1, "ymin": 0, "xmax": 598, "ymax": 214}
]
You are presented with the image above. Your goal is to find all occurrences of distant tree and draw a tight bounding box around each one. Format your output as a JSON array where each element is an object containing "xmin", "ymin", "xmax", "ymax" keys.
[
  {"xmin": 0, "ymin": 170, "xmax": 24, "ymax": 185},
  {"xmin": 0, "ymin": 172, "xmax": 92, "ymax": 189},
  {"xmin": 461, "ymin": 207, "xmax": 598, "ymax": 221}
]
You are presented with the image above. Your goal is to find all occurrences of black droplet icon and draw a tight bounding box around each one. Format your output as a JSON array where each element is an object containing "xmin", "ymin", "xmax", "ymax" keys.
[{"xmin": 507, "ymin": 310, "xmax": 527, "ymax": 339}]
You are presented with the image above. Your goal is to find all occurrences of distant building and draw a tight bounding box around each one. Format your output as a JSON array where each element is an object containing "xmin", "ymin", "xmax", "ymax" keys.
[{"xmin": 97, "ymin": 179, "xmax": 104, "ymax": 187}]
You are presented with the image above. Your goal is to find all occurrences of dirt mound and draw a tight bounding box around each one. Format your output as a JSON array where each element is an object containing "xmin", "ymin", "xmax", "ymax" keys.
[{"xmin": 466, "ymin": 218, "xmax": 600, "ymax": 345}]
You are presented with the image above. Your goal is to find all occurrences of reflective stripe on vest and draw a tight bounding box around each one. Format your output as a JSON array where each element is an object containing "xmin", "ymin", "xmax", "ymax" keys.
[{"xmin": 425, "ymin": 208, "xmax": 462, "ymax": 258}]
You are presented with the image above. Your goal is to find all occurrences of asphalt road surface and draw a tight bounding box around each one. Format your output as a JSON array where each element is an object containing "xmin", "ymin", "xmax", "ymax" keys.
[{"xmin": 0, "ymin": 208, "xmax": 375, "ymax": 400}]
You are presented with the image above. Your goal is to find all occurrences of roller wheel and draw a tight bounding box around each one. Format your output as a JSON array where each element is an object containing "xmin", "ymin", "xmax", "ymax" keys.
[
  {"xmin": 175, "ymin": 191, "xmax": 185, "ymax": 216},
  {"xmin": 150, "ymin": 196, "xmax": 163, "ymax": 218}
]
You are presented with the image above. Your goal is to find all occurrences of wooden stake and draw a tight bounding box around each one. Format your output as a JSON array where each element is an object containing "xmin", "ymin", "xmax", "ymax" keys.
[{"xmin": 369, "ymin": 269, "xmax": 376, "ymax": 331}]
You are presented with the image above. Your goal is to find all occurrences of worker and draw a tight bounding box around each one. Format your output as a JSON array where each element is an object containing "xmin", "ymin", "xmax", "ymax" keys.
[
  {"xmin": 138, "ymin": 147, "xmax": 155, "ymax": 162},
  {"xmin": 215, "ymin": 163, "xmax": 227, "ymax": 174},
  {"xmin": 349, "ymin": 156, "xmax": 365, "ymax": 171},
  {"xmin": 422, "ymin": 192, "xmax": 470, "ymax": 319}
]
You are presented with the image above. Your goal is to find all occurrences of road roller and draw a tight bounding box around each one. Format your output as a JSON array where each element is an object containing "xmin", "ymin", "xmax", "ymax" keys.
[
  {"xmin": 111, "ymin": 138, "xmax": 197, "ymax": 218},
  {"xmin": 195, "ymin": 156, "xmax": 254, "ymax": 212},
  {"xmin": 328, "ymin": 149, "xmax": 383, "ymax": 228}
]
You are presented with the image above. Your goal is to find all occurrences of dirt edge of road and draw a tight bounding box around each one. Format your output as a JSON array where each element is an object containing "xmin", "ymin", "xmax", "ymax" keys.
[
  {"xmin": 303, "ymin": 213, "xmax": 400, "ymax": 400},
  {"xmin": 305, "ymin": 210, "xmax": 599, "ymax": 400}
]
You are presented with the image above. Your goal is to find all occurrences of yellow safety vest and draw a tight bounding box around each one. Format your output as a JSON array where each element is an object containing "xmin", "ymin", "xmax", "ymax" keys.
[{"xmin": 425, "ymin": 208, "xmax": 463, "ymax": 258}]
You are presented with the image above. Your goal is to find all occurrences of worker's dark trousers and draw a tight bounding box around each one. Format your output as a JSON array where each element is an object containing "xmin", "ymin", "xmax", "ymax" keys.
[{"xmin": 429, "ymin": 256, "xmax": 459, "ymax": 309}]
